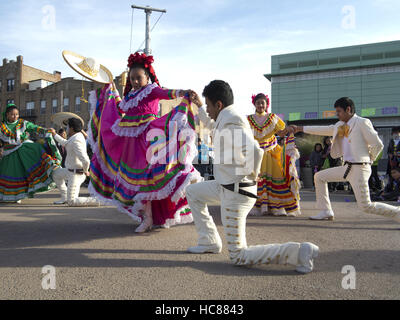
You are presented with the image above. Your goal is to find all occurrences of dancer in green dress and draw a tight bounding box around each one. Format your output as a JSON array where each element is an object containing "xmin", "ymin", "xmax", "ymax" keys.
[{"xmin": 0, "ymin": 104, "xmax": 61, "ymax": 202}]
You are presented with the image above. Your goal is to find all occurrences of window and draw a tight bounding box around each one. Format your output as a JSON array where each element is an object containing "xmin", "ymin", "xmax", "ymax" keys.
[
  {"xmin": 362, "ymin": 53, "xmax": 384, "ymax": 61},
  {"xmin": 7, "ymin": 79, "xmax": 15, "ymax": 92},
  {"xmin": 298, "ymin": 60, "xmax": 318, "ymax": 67},
  {"xmin": 41, "ymin": 100, "xmax": 46, "ymax": 115},
  {"xmin": 339, "ymin": 55, "xmax": 360, "ymax": 63},
  {"xmin": 280, "ymin": 62, "xmax": 298, "ymax": 70},
  {"xmin": 75, "ymin": 96, "xmax": 81, "ymax": 113},
  {"xmin": 52, "ymin": 99, "xmax": 58, "ymax": 114},
  {"xmin": 319, "ymin": 57, "xmax": 339, "ymax": 65},
  {"xmin": 26, "ymin": 102, "xmax": 35, "ymax": 116},
  {"xmin": 63, "ymin": 97, "xmax": 69, "ymax": 112}
]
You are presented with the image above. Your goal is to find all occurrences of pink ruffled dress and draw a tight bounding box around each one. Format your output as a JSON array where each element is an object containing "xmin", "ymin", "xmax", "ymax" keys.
[{"xmin": 88, "ymin": 83, "xmax": 201, "ymax": 227}]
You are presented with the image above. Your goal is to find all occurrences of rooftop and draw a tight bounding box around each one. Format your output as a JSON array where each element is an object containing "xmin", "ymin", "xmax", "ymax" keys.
[{"xmin": 265, "ymin": 40, "xmax": 400, "ymax": 80}]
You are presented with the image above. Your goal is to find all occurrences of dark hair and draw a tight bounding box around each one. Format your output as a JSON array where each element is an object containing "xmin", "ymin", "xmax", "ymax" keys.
[
  {"xmin": 202, "ymin": 80, "xmax": 234, "ymax": 108},
  {"xmin": 58, "ymin": 128, "xmax": 66, "ymax": 134},
  {"xmin": 334, "ymin": 97, "xmax": 355, "ymax": 114},
  {"xmin": 314, "ymin": 143, "xmax": 323, "ymax": 152},
  {"xmin": 253, "ymin": 93, "xmax": 269, "ymax": 106},
  {"xmin": 130, "ymin": 64, "xmax": 155, "ymax": 81},
  {"xmin": 124, "ymin": 64, "xmax": 160, "ymax": 97},
  {"xmin": 67, "ymin": 118, "xmax": 83, "ymax": 132},
  {"xmin": 323, "ymin": 136, "xmax": 332, "ymax": 146},
  {"xmin": 392, "ymin": 127, "xmax": 400, "ymax": 134},
  {"xmin": 5, "ymin": 104, "xmax": 19, "ymax": 115}
]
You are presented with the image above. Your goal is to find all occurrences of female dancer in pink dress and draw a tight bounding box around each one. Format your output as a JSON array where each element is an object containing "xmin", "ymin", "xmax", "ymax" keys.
[{"xmin": 88, "ymin": 53, "xmax": 201, "ymax": 232}]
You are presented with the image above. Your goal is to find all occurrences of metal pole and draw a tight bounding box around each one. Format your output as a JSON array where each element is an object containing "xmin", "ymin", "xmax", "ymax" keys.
[
  {"xmin": 145, "ymin": 9, "xmax": 151, "ymax": 55},
  {"xmin": 131, "ymin": 5, "xmax": 166, "ymax": 55}
]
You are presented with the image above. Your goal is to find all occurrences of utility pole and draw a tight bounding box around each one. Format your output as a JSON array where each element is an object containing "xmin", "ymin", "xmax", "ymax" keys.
[{"xmin": 131, "ymin": 5, "xmax": 167, "ymax": 55}]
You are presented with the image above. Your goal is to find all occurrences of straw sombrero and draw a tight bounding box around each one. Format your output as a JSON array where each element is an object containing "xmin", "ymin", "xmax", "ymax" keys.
[
  {"xmin": 62, "ymin": 50, "xmax": 113, "ymax": 84},
  {"xmin": 51, "ymin": 112, "xmax": 85, "ymax": 128}
]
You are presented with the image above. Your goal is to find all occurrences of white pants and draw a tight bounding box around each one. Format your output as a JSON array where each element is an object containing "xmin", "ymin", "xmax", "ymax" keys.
[
  {"xmin": 186, "ymin": 180, "xmax": 302, "ymax": 266},
  {"xmin": 315, "ymin": 164, "xmax": 400, "ymax": 219},
  {"xmin": 52, "ymin": 168, "xmax": 100, "ymax": 207}
]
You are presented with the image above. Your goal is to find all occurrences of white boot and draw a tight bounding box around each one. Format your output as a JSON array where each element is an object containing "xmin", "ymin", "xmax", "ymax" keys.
[
  {"xmin": 187, "ymin": 244, "xmax": 222, "ymax": 254},
  {"xmin": 54, "ymin": 188, "xmax": 67, "ymax": 205},
  {"xmin": 296, "ymin": 242, "xmax": 319, "ymax": 274},
  {"xmin": 309, "ymin": 210, "xmax": 334, "ymax": 221}
]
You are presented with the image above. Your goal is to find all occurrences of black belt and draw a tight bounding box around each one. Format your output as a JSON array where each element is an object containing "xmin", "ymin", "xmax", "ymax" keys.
[
  {"xmin": 68, "ymin": 169, "xmax": 85, "ymax": 175},
  {"xmin": 343, "ymin": 162, "xmax": 370, "ymax": 179},
  {"xmin": 221, "ymin": 182, "xmax": 258, "ymax": 199}
]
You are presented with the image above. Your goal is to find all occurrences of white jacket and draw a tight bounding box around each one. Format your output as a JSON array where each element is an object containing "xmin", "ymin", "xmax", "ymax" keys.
[
  {"xmin": 304, "ymin": 114, "xmax": 383, "ymax": 163},
  {"xmin": 198, "ymin": 105, "xmax": 263, "ymax": 184},
  {"xmin": 54, "ymin": 132, "xmax": 90, "ymax": 173}
]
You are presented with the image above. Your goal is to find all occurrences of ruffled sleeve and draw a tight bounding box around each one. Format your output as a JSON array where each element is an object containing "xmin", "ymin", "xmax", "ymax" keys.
[
  {"xmin": 274, "ymin": 115, "xmax": 286, "ymax": 132},
  {"xmin": 150, "ymin": 86, "xmax": 182, "ymax": 101},
  {"xmin": 25, "ymin": 121, "xmax": 47, "ymax": 134}
]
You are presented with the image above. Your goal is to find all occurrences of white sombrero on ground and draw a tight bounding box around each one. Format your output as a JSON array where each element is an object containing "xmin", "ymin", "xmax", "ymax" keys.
[
  {"xmin": 51, "ymin": 112, "xmax": 85, "ymax": 128},
  {"xmin": 62, "ymin": 50, "xmax": 113, "ymax": 84}
]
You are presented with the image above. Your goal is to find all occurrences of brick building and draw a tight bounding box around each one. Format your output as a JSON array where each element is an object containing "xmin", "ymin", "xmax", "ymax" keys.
[
  {"xmin": 0, "ymin": 56, "xmax": 103, "ymax": 128},
  {"xmin": 0, "ymin": 56, "xmax": 207, "ymax": 141}
]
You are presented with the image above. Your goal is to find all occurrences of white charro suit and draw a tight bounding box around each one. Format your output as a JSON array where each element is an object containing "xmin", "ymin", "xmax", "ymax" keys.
[
  {"xmin": 304, "ymin": 114, "xmax": 400, "ymax": 220},
  {"xmin": 52, "ymin": 132, "xmax": 99, "ymax": 207},
  {"xmin": 186, "ymin": 105, "xmax": 310, "ymax": 267}
]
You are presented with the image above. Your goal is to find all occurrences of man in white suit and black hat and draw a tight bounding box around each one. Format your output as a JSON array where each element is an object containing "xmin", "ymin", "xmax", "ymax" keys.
[
  {"xmin": 291, "ymin": 97, "xmax": 400, "ymax": 222},
  {"xmin": 186, "ymin": 80, "xmax": 319, "ymax": 274}
]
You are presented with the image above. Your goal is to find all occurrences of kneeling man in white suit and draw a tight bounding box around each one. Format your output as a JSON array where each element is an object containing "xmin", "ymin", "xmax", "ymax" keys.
[
  {"xmin": 187, "ymin": 81, "xmax": 319, "ymax": 274},
  {"xmin": 291, "ymin": 97, "xmax": 400, "ymax": 223},
  {"xmin": 50, "ymin": 118, "xmax": 100, "ymax": 207}
]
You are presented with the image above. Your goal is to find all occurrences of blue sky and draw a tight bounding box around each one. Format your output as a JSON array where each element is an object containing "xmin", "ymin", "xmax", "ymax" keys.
[{"xmin": 1, "ymin": 0, "xmax": 400, "ymax": 115}]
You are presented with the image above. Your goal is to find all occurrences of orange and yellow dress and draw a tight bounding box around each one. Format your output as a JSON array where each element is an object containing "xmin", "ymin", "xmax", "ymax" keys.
[{"xmin": 247, "ymin": 113, "xmax": 300, "ymax": 215}]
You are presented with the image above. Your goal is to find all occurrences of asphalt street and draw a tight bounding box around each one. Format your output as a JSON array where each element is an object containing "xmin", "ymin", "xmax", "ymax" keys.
[{"xmin": 0, "ymin": 188, "xmax": 399, "ymax": 300}]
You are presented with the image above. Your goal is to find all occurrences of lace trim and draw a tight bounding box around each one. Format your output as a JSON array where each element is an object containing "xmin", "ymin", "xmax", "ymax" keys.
[
  {"xmin": 119, "ymin": 83, "xmax": 158, "ymax": 112},
  {"xmin": 111, "ymin": 119, "xmax": 152, "ymax": 138},
  {"xmin": 285, "ymin": 141, "xmax": 301, "ymax": 205},
  {"xmin": 88, "ymin": 182, "xmax": 142, "ymax": 223},
  {"xmin": 163, "ymin": 205, "xmax": 193, "ymax": 228}
]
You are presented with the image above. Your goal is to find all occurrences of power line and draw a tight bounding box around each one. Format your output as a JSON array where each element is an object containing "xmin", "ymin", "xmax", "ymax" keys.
[{"xmin": 136, "ymin": 11, "xmax": 165, "ymax": 53}]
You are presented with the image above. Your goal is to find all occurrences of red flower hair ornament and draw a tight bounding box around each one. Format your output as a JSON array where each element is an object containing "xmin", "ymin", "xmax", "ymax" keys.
[
  {"xmin": 128, "ymin": 52, "xmax": 154, "ymax": 69},
  {"xmin": 124, "ymin": 52, "xmax": 160, "ymax": 96}
]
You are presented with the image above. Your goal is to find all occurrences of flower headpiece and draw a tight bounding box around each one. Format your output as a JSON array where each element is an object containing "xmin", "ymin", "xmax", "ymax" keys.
[
  {"xmin": 251, "ymin": 93, "xmax": 270, "ymax": 107},
  {"xmin": 124, "ymin": 52, "xmax": 160, "ymax": 97}
]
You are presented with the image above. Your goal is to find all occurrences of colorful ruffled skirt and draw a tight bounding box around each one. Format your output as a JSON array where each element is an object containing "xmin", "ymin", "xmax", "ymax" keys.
[
  {"xmin": 0, "ymin": 137, "xmax": 60, "ymax": 202},
  {"xmin": 255, "ymin": 135, "xmax": 301, "ymax": 214},
  {"xmin": 88, "ymin": 85, "xmax": 201, "ymax": 227}
]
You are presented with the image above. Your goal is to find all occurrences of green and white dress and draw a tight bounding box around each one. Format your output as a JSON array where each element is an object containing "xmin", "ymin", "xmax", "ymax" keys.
[{"xmin": 0, "ymin": 119, "xmax": 61, "ymax": 201}]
